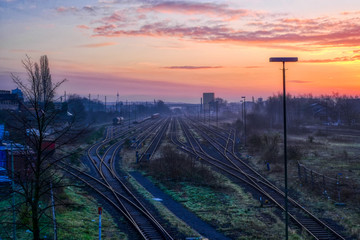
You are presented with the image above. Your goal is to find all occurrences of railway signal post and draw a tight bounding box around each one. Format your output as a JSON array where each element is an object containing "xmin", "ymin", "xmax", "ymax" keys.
[
  {"xmin": 269, "ymin": 57, "xmax": 298, "ymax": 240},
  {"xmin": 98, "ymin": 207, "xmax": 102, "ymax": 240}
]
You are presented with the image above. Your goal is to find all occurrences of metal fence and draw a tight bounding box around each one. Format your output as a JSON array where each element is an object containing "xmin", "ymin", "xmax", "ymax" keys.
[{"xmin": 297, "ymin": 162, "xmax": 359, "ymax": 202}]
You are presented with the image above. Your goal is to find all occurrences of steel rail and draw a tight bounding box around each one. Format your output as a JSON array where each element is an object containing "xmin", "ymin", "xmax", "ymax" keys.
[
  {"xmin": 185, "ymin": 117, "xmax": 346, "ymax": 240},
  {"xmin": 97, "ymin": 130, "xmax": 174, "ymax": 239},
  {"xmin": 138, "ymin": 117, "xmax": 170, "ymax": 162},
  {"xmin": 86, "ymin": 121, "xmax": 174, "ymax": 239}
]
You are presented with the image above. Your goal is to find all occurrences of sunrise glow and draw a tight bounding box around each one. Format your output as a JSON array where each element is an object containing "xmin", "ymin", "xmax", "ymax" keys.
[{"xmin": 1, "ymin": 0, "xmax": 359, "ymax": 102}]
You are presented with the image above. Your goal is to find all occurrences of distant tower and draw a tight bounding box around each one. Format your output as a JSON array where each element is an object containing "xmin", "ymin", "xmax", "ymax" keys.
[
  {"xmin": 105, "ymin": 96, "xmax": 107, "ymax": 112},
  {"xmin": 117, "ymin": 92, "xmax": 119, "ymax": 112},
  {"xmin": 203, "ymin": 93, "xmax": 215, "ymax": 111}
]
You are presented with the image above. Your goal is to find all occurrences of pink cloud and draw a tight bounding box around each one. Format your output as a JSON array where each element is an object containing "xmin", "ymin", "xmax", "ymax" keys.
[
  {"xmin": 87, "ymin": 3, "xmax": 360, "ymax": 52},
  {"xmin": 139, "ymin": 1, "xmax": 256, "ymax": 20},
  {"xmin": 341, "ymin": 11, "xmax": 360, "ymax": 15},
  {"xmin": 56, "ymin": 6, "xmax": 78, "ymax": 13},
  {"xmin": 100, "ymin": 11, "xmax": 126, "ymax": 23},
  {"xmin": 302, "ymin": 55, "xmax": 360, "ymax": 63},
  {"xmin": 77, "ymin": 25, "xmax": 90, "ymax": 30},
  {"xmin": 56, "ymin": 5, "xmax": 98, "ymax": 14}
]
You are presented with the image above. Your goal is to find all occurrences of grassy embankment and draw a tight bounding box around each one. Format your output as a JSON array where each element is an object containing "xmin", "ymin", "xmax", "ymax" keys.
[
  {"xmin": 122, "ymin": 142, "xmax": 306, "ymax": 240},
  {"xmin": 0, "ymin": 125, "xmax": 127, "ymax": 239},
  {"xmin": 242, "ymin": 125, "xmax": 360, "ymax": 239},
  {"xmin": 0, "ymin": 183, "xmax": 126, "ymax": 239}
]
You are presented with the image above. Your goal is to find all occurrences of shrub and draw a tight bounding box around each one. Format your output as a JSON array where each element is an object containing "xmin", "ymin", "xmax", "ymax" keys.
[
  {"xmin": 261, "ymin": 134, "xmax": 281, "ymax": 164},
  {"xmin": 288, "ymin": 145, "xmax": 303, "ymax": 161},
  {"xmin": 248, "ymin": 134, "xmax": 262, "ymax": 149},
  {"xmin": 144, "ymin": 145, "xmax": 221, "ymax": 188}
]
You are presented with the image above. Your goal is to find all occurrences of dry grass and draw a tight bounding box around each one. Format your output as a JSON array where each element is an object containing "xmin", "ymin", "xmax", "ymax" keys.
[
  {"xmin": 152, "ymin": 170, "xmax": 305, "ymax": 240},
  {"xmin": 243, "ymin": 125, "xmax": 360, "ymax": 239},
  {"xmin": 136, "ymin": 146, "xmax": 306, "ymax": 239}
]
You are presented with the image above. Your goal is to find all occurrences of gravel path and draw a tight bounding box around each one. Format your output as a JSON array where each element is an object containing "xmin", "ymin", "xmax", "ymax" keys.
[{"xmin": 130, "ymin": 171, "xmax": 231, "ymax": 240}]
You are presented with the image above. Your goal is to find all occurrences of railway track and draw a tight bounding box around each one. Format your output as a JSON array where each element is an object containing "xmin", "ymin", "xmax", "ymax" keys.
[
  {"xmin": 171, "ymin": 116, "xmax": 347, "ymax": 240},
  {"xmin": 62, "ymin": 119, "xmax": 174, "ymax": 240},
  {"xmin": 138, "ymin": 117, "xmax": 170, "ymax": 162}
]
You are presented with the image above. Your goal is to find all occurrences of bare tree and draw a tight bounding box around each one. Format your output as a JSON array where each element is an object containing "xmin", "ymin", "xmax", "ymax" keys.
[{"xmin": 4, "ymin": 55, "xmax": 87, "ymax": 239}]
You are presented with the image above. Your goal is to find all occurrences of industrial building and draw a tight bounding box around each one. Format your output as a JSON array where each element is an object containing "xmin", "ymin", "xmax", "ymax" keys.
[
  {"xmin": 203, "ymin": 92, "xmax": 214, "ymax": 111},
  {"xmin": 0, "ymin": 88, "xmax": 23, "ymax": 111}
]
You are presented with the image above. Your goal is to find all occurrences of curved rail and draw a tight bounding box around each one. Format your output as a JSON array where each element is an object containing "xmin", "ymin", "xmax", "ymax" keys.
[{"xmin": 172, "ymin": 116, "xmax": 346, "ymax": 240}]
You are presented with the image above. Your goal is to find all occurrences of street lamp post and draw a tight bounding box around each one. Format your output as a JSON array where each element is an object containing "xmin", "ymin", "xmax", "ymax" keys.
[
  {"xmin": 269, "ymin": 57, "xmax": 298, "ymax": 240},
  {"xmin": 241, "ymin": 96, "xmax": 246, "ymax": 147}
]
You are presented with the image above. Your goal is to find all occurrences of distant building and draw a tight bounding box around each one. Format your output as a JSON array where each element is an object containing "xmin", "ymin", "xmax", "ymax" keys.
[
  {"xmin": 203, "ymin": 93, "xmax": 214, "ymax": 111},
  {"xmin": 11, "ymin": 88, "xmax": 23, "ymax": 101},
  {"xmin": 0, "ymin": 90, "xmax": 21, "ymax": 110},
  {"xmin": 0, "ymin": 124, "xmax": 4, "ymax": 140}
]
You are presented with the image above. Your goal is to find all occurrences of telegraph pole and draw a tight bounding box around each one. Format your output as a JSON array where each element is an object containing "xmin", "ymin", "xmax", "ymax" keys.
[
  {"xmin": 241, "ymin": 96, "xmax": 246, "ymax": 147},
  {"xmin": 11, "ymin": 142, "xmax": 16, "ymax": 240},
  {"xmin": 270, "ymin": 57, "xmax": 298, "ymax": 240}
]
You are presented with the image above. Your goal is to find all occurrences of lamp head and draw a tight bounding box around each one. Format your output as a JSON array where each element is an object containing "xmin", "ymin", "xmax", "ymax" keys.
[{"xmin": 269, "ymin": 57, "xmax": 298, "ymax": 62}]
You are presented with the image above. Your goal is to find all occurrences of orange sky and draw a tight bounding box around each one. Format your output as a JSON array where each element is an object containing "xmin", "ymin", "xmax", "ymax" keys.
[{"xmin": 0, "ymin": 0, "xmax": 359, "ymax": 102}]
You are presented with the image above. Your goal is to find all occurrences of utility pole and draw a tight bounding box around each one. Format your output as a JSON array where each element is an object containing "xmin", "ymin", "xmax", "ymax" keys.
[
  {"xmin": 11, "ymin": 142, "xmax": 16, "ymax": 240},
  {"xmin": 242, "ymin": 96, "xmax": 246, "ymax": 147},
  {"xmin": 270, "ymin": 57, "xmax": 298, "ymax": 240}
]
